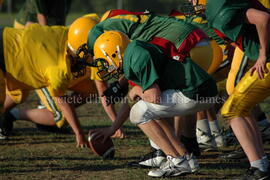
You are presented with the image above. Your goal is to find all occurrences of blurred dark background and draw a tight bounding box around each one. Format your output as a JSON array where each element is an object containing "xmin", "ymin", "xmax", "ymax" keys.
[{"xmin": 0, "ymin": 0, "xmax": 188, "ymax": 15}]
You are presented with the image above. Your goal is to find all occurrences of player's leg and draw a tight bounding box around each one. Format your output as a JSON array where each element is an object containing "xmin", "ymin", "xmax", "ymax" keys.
[
  {"xmin": 178, "ymin": 114, "xmax": 201, "ymax": 157},
  {"xmin": 244, "ymin": 115, "xmax": 265, "ymax": 158},
  {"xmin": 4, "ymin": 88, "xmax": 66, "ymax": 133},
  {"xmin": 34, "ymin": 88, "xmax": 66, "ymax": 129},
  {"xmin": 254, "ymin": 104, "xmax": 270, "ymax": 143},
  {"xmin": 0, "ymin": 89, "xmax": 30, "ymax": 138},
  {"xmin": 221, "ymin": 63, "xmax": 270, "ymax": 176},
  {"xmin": 174, "ymin": 116, "xmax": 182, "ymax": 137},
  {"xmin": 155, "ymin": 119, "xmax": 199, "ymax": 173},
  {"xmin": 196, "ymin": 110, "xmax": 216, "ymax": 150},
  {"xmin": 137, "ymin": 120, "xmax": 191, "ymax": 177},
  {"xmin": 133, "ymin": 115, "xmax": 199, "ymax": 169},
  {"xmin": 19, "ymin": 108, "xmax": 55, "ymax": 125},
  {"xmin": 207, "ymin": 107, "xmax": 225, "ymax": 147},
  {"xmin": 130, "ymin": 90, "xmax": 215, "ymax": 177},
  {"xmin": 0, "ymin": 69, "xmax": 9, "ymax": 139}
]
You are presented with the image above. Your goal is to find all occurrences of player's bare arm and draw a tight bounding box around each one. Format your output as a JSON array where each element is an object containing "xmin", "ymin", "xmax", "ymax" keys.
[
  {"xmin": 94, "ymin": 80, "xmax": 118, "ymax": 121},
  {"xmin": 55, "ymin": 96, "xmax": 87, "ymax": 148},
  {"xmin": 246, "ymin": 8, "xmax": 270, "ymax": 79}
]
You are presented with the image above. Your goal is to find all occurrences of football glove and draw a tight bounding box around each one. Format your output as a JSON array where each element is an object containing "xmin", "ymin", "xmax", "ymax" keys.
[{"xmin": 102, "ymin": 81, "xmax": 128, "ymax": 106}]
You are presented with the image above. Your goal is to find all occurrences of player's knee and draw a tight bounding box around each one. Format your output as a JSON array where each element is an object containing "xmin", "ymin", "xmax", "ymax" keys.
[{"xmin": 130, "ymin": 100, "xmax": 152, "ymax": 125}]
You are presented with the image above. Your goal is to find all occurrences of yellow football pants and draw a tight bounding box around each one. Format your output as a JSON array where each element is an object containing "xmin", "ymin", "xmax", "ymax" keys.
[
  {"xmin": 221, "ymin": 62, "xmax": 270, "ymax": 119},
  {"xmin": 226, "ymin": 47, "xmax": 255, "ymax": 95}
]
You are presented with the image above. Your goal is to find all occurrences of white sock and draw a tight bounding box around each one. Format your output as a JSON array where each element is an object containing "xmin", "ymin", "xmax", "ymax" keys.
[
  {"xmin": 251, "ymin": 159, "xmax": 268, "ymax": 172},
  {"xmin": 196, "ymin": 119, "xmax": 211, "ymax": 134},
  {"xmin": 9, "ymin": 108, "xmax": 20, "ymax": 120},
  {"xmin": 168, "ymin": 155, "xmax": 185, "ymax": 164},
  {"xmin": 209, "ymin": 120, "xmax": 221, "ymax": 133},
  {"xmin": 149, "ymin": 139, "xmax": 161, "ymax": 150}
]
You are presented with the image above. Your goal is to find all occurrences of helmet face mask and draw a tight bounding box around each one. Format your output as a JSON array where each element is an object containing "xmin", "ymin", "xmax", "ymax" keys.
[
  {"xmin": 94, "ymin": 58, "xmax": 122, "ymax": 81},
  {"xmin": 93, "ymin": 31, "xmax": 130, "ymax": 81},
  {"xmin": 68, "ymin": 16, "xmax": 98, "ymax": 78},
  {"xmin": 68, "ymin": 43, "xmax": 92, "ymax": 79}
]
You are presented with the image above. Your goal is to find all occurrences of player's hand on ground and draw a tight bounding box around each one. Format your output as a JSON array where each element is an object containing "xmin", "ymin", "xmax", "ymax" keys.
[
  {"xmin": 91, "ymin": 127, "xmax": 115, "ymax": 143},
  {"xmin": 250, "ymin": 56, "xmax": 268, "ymax": 79},
  {"xmin": 76, "ymin": 133, "xmax": 88, "ymax": 148}
]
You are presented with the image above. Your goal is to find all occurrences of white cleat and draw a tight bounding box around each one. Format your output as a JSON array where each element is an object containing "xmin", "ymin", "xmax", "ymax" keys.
[
  {"xmin": 186, "ymin": 153, "xmax": 199, "ymax": 173},
  {"xmin": 212, "ymin": 130, "xmax": 226, "ymax": 147},
  {"xmin": 148, "ymin": 156, "xmax": 191, "ymax": 177},
  {"xmin": 196, "ymin": 128, "xmax": 217, "ymax": 151}
]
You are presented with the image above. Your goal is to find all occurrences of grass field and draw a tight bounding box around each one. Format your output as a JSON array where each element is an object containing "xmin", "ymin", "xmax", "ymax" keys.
[
  {"xmin": 0, "ymin": 92, "xmax": 269, "ymax": 180},
  {"xmin": 1, "ymin": 12, "xmax": 270, "ymax": 180}
]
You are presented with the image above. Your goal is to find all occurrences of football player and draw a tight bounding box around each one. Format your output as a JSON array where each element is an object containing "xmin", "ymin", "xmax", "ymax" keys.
[
  {"xmin": 91, "ymin": 30, "xmax": 218, "ymax": 177},
  {"xmin": 170, "ymin": 6, "xmax": 228, "ymax": 150},
  {"xmin": 87, "ymin": 9, "xmax": 227, "ymax": 167},
  {"xmin": 205, "ymin": 0, "xmax": 270, "ymax": 178},
  {"xmin": 4, "ymin": 16, "xmax": 125, "ymax": 140},
  {"xmin": 0, "ymin": 18, "xmax": 97, "ymax": 147}
]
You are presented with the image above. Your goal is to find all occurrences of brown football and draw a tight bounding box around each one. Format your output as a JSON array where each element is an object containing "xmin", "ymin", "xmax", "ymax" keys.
[{"xmin": 88, "ymin": 130, "xmax": 115, "ymax": 159}]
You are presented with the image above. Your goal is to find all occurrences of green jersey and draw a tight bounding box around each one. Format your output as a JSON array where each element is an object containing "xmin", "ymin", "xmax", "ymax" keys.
[
  {"xmin": 88, "ymin": 14, "xmax": 196, "ymax": 54},
  {"xmin": 123, "ymin": 40, "xmax": 217, "ymax": 99},
  {"xmin": 179, "ymin": 14, "xmax": 225, "ymax": 45},
  {"xmin": 205, "ymin": 0, "xmax": 268, "ymax": 60},
  {"xmin": 206, "ymin": 0, "xmax": 251, "ymax": 42}
]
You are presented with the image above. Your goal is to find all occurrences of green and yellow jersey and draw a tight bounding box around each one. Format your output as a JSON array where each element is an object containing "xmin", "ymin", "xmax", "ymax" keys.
[
  {"xmin": 123, "ymin": 40, "xmax": 217, "ymax": 99},
  {"xmin": 87, "ymin": 14, "xmax": 197, "ymax": 55},
  {"xmin": 172, "ymin": 13, "xmax": 225, "ymax": 45},
  {"xmin": 3, "ymin": 24, "xmax": 71, "ymax": 97}
]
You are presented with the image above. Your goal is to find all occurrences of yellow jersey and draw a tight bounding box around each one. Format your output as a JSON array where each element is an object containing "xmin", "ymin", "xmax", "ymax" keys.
[{"xmin": 3, "ymin": 24, "xmax": 71, "ymax": 96}]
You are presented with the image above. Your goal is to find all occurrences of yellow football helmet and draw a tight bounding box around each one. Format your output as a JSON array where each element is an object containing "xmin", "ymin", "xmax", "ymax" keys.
[
  {"xmin": 68, "ymin": 16, "xmax": 98, "ymax": 78},
  {"xmin": 83, "ymin": 13, "xmax": 101, "ymax": 22},
  {"xmin": 68, "ymin": 16, "xmax": 98, "ymax": 54},
  {"xmin": 93, "ymin": 31, "xmax": 130, "ymax": 80}
]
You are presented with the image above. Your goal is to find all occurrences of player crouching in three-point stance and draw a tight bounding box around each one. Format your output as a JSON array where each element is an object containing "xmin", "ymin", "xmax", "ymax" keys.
[
  {"xmin": 0, "ymin": 22, "xmax": 94, "ymax": 147},
  {"xmin": 91, "ymin": 31, "xmax": 218, "ymax": 177},
  {"xmin": 205, "ymin": 0, "xmax": 270, "ymax": 179}
]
